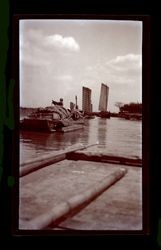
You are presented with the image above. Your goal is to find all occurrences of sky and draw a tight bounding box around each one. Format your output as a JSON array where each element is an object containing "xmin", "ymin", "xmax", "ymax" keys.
[{"xmin": 20, "ymin": 19, "xmax": 142, "ymax": 112}]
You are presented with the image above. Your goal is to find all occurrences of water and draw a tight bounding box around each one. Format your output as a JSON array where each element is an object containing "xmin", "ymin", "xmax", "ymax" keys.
[{"xmin": 20, "ymin": 117, "xmax": 142, "ymax": 164}]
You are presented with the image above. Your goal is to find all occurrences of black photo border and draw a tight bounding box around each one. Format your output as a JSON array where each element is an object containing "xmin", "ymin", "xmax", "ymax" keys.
[
  {"xmin": 13, "ymin": 13, "xmax": 150, "ymax": 236},
  {"xmin": 1, "ymin": 0, "xmax": 159, "ymax": 248}
]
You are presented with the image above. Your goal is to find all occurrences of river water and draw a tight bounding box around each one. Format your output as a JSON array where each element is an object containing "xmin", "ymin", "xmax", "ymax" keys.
[{"xmin": 20, "ymin": 117, "xmax": 142, "ymax": 164}]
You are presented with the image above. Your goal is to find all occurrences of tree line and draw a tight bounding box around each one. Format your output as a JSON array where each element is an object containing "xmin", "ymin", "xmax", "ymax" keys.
[{"xmin": 115, "ymin": 102, "xmax": 142, "ymax": 114}]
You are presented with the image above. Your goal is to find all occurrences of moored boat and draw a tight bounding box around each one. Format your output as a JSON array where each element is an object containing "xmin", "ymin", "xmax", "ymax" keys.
[{"xmin": 20, "ymin": 101, "xmax": 84, "ymax": 132}]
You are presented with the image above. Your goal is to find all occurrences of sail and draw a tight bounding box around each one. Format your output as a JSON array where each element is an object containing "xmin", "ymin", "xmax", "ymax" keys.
[
  {"xmin": 99, "ymin": 83, "xmax": 109, "ymax": 111},
  {"xmin": 82, "ymin": 86, "xmax": 92, "ymax": 113}
]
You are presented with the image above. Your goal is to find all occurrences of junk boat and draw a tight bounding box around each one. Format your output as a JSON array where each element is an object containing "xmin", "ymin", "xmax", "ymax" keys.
[{"xmin": 20, "ymin": 99, "xmax": 84, "ymax": 132}]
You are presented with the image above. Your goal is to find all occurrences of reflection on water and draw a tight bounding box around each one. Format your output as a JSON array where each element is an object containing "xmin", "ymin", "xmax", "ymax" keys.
[
  {"xmin": 20, "ymin": 117, "xmax": 142, "ymax": 163},
  {"xmin": 97, "ymin": 118, "xmax": 108, "ymax": 147},
  {"xmin": 20, "ymin": 130, "xmax": 87, "ymax": 151}
]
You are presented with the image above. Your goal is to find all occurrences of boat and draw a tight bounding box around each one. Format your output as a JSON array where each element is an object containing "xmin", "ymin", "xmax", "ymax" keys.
[
  {"xmin": 98, "ymin": 111, "xmax": 110, "ymax": 119},
  {"xmin": 20, "ymin": 99, "xmax": 85, "ymax": 132},
  {"xmin": 119, "ymin": 112, "xmax": 142, "ymax": 121},
  {"xmin": 98, "ymin": 83, "xmax": 110, "ymax": 119},
  {"xmin": 84, "ymin": 115, "xmax": 95, "ymax": 119}
]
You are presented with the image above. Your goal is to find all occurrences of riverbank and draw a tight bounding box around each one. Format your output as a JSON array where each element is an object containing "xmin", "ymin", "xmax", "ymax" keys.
[{"xmin": 20, "ymin": 107, "xmax": 142, "ymax": 121}]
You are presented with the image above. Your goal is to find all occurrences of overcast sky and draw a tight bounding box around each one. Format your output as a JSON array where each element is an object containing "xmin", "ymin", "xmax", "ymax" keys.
[{"xmin": 20, "ymin": 19, "xmax": 142, "ymax": 112}]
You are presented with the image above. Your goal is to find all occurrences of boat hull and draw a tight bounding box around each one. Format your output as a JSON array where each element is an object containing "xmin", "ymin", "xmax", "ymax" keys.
[
  {"xmin": 20, "ymin": 118, "xmax": 84, "ymax": 132},
  {"xmin": 98, "ymin": 111, "xmax": 110, "ymax": 119},
  {"xmin": 20, "ymin": 118, "xmax": 55, "ymax": 132}
]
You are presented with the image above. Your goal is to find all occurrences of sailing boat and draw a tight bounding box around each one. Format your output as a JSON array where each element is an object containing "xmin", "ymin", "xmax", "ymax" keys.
[{"xmin": 98, "ymin": 83, "xmax": 110, "ymax": 118}]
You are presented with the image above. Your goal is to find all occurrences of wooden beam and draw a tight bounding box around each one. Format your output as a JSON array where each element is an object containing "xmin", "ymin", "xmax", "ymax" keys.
[{"xmin": 66, "ymin": 151, "xmax": 142, "ymax": 167}]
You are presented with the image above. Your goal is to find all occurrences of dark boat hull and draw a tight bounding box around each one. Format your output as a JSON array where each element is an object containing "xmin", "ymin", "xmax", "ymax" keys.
[
  {"xmin": 20, "ymin": 118, "xmax": 84, "ymax": 132},
  {"xmin": 98, "ymin": 111, "xmax": 110, "ymax": 119},
  {"xmin": 20, "ymin": 118, "xmax": 55, "ymax": 132}
]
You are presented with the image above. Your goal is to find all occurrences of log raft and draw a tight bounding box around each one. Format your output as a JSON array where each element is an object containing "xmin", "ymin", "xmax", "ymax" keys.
[
  {"xmin": 19, "ymin": 143, "xmax": 142, "ymax": 230},
  {"xmin": 20, "ymin": 168, "xmax": 127, "ymax": 230},
  {"xmin": 20, "ymin": 143, "xmax": 142, "ymax": 177}
]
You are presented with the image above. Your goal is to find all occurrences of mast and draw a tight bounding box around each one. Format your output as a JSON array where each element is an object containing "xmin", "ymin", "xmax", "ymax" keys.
[
  {"xmin": 75, "ymin": 95, "xmax": 78, "ymax": 109},
  {"xmin": 99, "ymin": 83, "xmax": 109, "ymax": 112}
]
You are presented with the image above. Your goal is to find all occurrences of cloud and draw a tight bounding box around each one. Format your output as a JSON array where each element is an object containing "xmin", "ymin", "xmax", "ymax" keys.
[
  {"xmin": 20, "ymin": 47, "xmax": 51, "ymax": 67},
  {"xmin": 53, "ymin": 75, "xmax": 73, "ymax": 81},
  {"xmin": 20, "ymin": 29, "xmax": 80, "ymax": 68},
  {"xmin": 26, "ymin": 29, "xmax": 43, "ymax": 43},
  {"xmin": 107, "ymin": 54, "xmax": 142, "ymax": 72},
  {"xmin": 45, "ymin": 34, "xmax": 80, "ymax": 51},
  {"xmin": 82, "ymin": 53, "xmax": 142, "ymax": 92},
  {"xmin": 106, "ymin": 54, "xmax": 142, "ymax": 87}
]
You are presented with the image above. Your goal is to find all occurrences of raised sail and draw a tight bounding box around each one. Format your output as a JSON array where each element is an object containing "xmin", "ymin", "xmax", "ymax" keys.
[
  {"xmin": 82, "ymin": 86, "xmax": 92, "ymax": 113},
  {"xmin": 99, "ymin": 83, "xmax": 109, "ymax": 112}
]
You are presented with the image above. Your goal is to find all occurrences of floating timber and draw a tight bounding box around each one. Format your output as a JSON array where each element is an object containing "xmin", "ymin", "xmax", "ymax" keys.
[
  {"xmin": 67, "ymin": 151, "xmax": 142, "ymax": 167},
  {"xmin": 20, "ymin": 143, "xmax": 98, "ymax": 177}
]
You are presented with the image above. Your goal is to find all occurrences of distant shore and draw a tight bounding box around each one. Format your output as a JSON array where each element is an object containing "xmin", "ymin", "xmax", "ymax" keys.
[{"xmin": 20, "ymin": 107, "xmax": 142, "ymax": 121}]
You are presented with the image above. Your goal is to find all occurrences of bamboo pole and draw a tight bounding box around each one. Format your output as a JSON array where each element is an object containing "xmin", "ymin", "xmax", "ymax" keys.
[
  {"xmin": 20, "ymin": 143, "xmax": 98, "ymax": 177},
  {"xmin": 19, "ymin": 167, "xmax": 127, "ymax": 230},
  {"xmin": 67, "ymin": 151, "xmax": 142, "ymax": 167}
]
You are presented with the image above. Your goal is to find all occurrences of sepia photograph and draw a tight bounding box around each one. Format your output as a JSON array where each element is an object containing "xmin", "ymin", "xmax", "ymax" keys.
[{"xmin": 19, "ymin": 18, "xmax": 143, "ymax": 231}]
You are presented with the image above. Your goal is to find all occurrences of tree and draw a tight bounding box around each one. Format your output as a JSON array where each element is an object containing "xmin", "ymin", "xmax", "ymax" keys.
[
  {"xmin": 119, "ymin": 102, "xmax": 142, "ymax": 114},
  {"xmin": 115, "ymin": 102, "xmax": 124, "ymax": 109}
]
